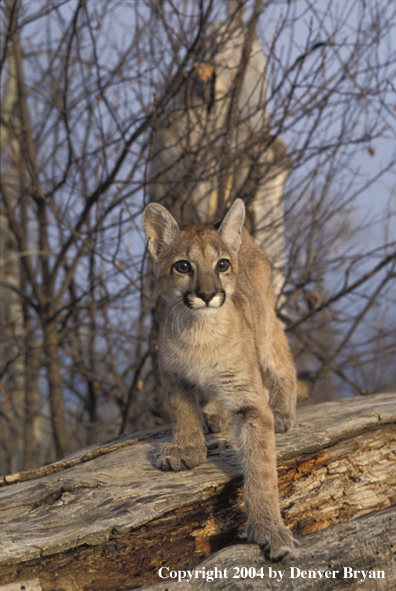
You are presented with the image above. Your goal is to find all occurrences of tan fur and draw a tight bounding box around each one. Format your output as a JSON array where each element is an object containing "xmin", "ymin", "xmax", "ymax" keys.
[{"xmin": 142, "ymin": 199, "xmax": 299, "ymax": 560}]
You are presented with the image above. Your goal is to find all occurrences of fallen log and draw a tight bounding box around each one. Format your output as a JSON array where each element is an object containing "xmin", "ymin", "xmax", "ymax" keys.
[
  {"xmin": 144, "ymin": 505, "xmax": 396, "ymax": 591},
  {"xmin": 0, "ymin": 393, "xmax": 395, "ymax": 590}
]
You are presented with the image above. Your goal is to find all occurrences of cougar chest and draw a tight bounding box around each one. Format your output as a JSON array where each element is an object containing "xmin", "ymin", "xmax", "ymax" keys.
[{"xmin": 160, "ymin": 307, "xmax": 235, "ymax": 386}]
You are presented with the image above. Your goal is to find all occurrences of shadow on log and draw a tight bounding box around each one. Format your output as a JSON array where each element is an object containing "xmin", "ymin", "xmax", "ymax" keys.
[{"xmin": 0, "ymin": 393, "xmax": 395, "ymax": 590}]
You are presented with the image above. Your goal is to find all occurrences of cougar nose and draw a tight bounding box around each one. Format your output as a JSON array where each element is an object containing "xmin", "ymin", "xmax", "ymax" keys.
[{"xmin": 197, "ymin": 291, "xmax": 216, "ymax": 304}]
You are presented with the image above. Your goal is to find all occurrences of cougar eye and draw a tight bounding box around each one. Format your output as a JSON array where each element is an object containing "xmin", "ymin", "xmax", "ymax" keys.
[
  {"xmin": 216, "ymin": 259, "xmax": 230, "ymax": 272},
  {"xmin": 174, "ymin": 260, "xmax": 191, "ymax": 274}
]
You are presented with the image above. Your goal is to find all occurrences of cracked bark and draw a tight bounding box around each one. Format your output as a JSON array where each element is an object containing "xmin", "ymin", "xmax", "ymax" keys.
[{"xmin": 0, "ymin": 393, "xmax": 395, "ymax": 590}]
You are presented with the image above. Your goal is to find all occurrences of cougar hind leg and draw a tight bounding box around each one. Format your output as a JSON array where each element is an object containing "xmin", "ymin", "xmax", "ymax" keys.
[
  {"xmin": 203, "ymin": 399, "xmax": 229, "ymax": 433},
  {"xmin": 260, "ymin": 323, "xmax": 297, "ymax": 434}
]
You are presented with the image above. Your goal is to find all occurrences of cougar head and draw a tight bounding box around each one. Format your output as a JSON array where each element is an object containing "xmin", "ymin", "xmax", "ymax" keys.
[{"xmin": 142, "ymin": 199, "xmax": 245, "ymax": 312}]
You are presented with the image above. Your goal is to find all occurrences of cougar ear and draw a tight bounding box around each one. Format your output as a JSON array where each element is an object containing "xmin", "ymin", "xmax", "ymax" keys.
[
  {"xmin": 218, "ymin": 199, "xmax": 245, "ymax": 253},
  {"xmin": 142, "ymin": 203, "xmax": 179, "ymax": 261}
]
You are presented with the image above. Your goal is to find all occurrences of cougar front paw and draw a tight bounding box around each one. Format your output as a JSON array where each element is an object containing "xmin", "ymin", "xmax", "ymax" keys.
[
  {"xmin": 155, "ymin": 442, "xmax": 207, "ymax": 471},
  {"xmin": 272, "ymin": 411, "xmax": 294, "ymax": 434},
  {"xmin": 248, "ymin": 520, "xmax": 300, "ymax": 561}
]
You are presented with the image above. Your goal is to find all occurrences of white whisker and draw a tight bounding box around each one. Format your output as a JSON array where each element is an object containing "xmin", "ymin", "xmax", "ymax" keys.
[{"xmin": 162, "ymin": 298, "xmax": 183, "ymax": 339}]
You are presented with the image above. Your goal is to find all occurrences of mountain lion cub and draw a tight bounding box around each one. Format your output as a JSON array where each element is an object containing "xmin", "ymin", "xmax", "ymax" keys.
[{"xmin": 142, "ymin": 198, "xmax": 299, "ymax": 559}]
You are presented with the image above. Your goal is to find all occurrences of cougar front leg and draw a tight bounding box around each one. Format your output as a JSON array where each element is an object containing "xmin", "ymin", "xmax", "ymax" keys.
[
  {"xmin": 157, "ymin": 375, "xmax": 207, "ymax": 471},
  {"xmin": 231, "ymin": 400, "xmax": 299, "ymax": 560}
]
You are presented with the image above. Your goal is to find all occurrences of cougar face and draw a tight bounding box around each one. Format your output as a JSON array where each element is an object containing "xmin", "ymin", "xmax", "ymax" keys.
[{"xmin": 157, "ymin": 225, "xmax": 239, "ymax": 314}]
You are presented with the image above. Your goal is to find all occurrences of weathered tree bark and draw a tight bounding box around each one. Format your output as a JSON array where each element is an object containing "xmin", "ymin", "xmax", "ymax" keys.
[
  {"xmin": 0, "ymin": 393, "xmax": 395, "ymax": 590},
  {"xmin": 144, "ymin": 506, "xmax": 396, "ymax": 590}
]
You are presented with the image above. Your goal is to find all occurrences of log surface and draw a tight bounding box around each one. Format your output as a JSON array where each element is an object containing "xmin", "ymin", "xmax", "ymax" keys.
[
  {"xmin": 0, "ymin": 393, "xmax": 395, "ymax": 590},
  {"xmin": 144, "ymin": 505, "xmax": 396, "ymax": 591}
]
